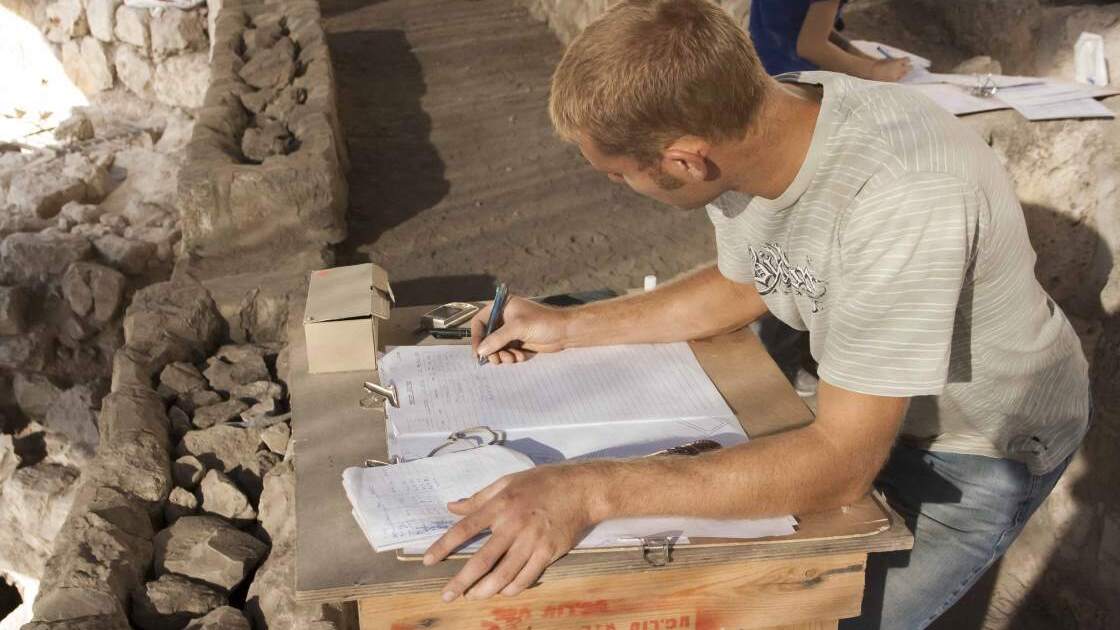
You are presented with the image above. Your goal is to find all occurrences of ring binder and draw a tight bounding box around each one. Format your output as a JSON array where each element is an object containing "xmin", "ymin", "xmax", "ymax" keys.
[{"xmin": 362, "ymin": 381, "xmax": 399, "ymax": 408}]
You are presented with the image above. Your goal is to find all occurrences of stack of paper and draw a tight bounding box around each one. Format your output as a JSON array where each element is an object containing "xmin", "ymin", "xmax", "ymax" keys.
[
  {"xmin": 342, "ymin": 445, "xmax": 798, "ymax": 555},
  {"xmin": 995, "ymin": 82, "xmax": 1116, "ymax": 121}
]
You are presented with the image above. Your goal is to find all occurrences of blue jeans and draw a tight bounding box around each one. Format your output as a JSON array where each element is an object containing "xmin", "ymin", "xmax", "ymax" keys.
[{"xmin": 841, "ymin": 444, "xmax": 1074, "ymax": 630}]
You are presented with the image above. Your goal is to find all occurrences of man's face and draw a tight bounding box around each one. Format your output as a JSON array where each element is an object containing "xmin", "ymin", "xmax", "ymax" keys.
[{"xmin": 576, "ymin": 136, "xmax": 725, "ymax": 210}]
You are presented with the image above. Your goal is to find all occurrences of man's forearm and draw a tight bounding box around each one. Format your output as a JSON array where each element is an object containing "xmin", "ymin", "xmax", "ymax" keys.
[{"xmin": 561, "ymin": 265, "xmax": 767, "ymax": 347}]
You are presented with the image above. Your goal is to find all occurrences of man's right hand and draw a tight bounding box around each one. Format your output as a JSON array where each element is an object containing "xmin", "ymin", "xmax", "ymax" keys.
[{"xmin": 471, "ymin": 296, "xmax": 570, "ymax": 365}]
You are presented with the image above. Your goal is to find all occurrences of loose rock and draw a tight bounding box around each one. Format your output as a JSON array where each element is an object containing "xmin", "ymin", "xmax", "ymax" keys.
[
  {"xmin": 164, "ymin": 487, "xmax": 200, "ymax": 525},
  {"xmin": 160, "ymin": 362, "xmax": 210, "ymax": 397},
  {"xmin": 0, "ymin": 464, "xmax": 80, "ymax": 578},
  {"xmin": 133, "ymin": 573, "xmax": 226, "ymax": 630},
  {"xmin": 62, "ymin": 262, "xmax": 126, "ymax": 324},
  {"xmin": 60, "ymin": 201, "xmax": 104, "ymax": 225},
  {"xmin": 123, "ymin": 281, "xmax": 223, "ymax": 363},
  {"xmin": 183, "ymin": 606, "xmax": 251, "ymax": 630},
  {"xmin": 6, "ymin": 169, "xmax": 86, "ymax": 219},
  {"xmin": 238, "ymin": 37, "xmax": 296, "ymax": 90},
  {"xmin": 199, "ymin": 469, "xmax": 256, "ymax": 524},
  {"xmin": 172, "ymin": 454, "xmax": 205, "ymax": 489},
  {"xmin": 44, "ymin": 384, "xmax": 102, "ymax": 455},
  {"xmin": 0, "ymin": 434, "xmax": 19, "ymax": 486},
  {"xmin": 13, "ymin": 372, "xmax": 63, "ymax": 420},
  {"xmin": 93, "ymin": 233, "xmax": 156, "ymax": 275},
  {"xmin": 193, "ymin": 399, "xmax": 249, "ymax": 429},
  {"xmin": 203, "ymin": 354, "xmax": 269, "ymax": 394},
  {"xmin": 259, "ymin": 421, "xmax": 290, "ymax": 455},
  {"xmin": 54, "ymin": 113, "xmax": 95, "ymax": 143},
  {"xmin": 241, "ymin": 119, "xmax": 293, "ymax": 162},
  {"xmin": 0, "ymin": 231, "xmax": 92, "ymax": 285},
  {"xmin": 150, "ymin": 8, "xmax": 207, "ymax": 57},
  {"xmin": 154, "ymin": 515, "xmax": 268, "ymax": 591}
]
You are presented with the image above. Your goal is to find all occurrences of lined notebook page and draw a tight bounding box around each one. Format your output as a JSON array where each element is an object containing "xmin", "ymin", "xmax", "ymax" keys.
[
  {"xmin": 379, "ymin": 343, "xmax": 736, "ymax": 436},
  {"xmin": 342, "ymin": 445, "xmax": 533, "ymax": 552}
]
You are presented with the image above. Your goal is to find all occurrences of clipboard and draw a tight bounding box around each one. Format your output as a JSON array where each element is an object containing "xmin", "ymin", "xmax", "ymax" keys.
[{"xmin": 291, "ymin": 304, "xmax": 911, "ymax": 605}]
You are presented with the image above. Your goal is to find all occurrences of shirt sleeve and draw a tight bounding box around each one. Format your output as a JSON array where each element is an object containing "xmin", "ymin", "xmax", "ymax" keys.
[
  {"xmin": 818, "ymin": 172, "xmax": 979, "ymax": 397},
  {"xmin": 706, "ymin": 204, "xmax": 757, "ymax": 284}
]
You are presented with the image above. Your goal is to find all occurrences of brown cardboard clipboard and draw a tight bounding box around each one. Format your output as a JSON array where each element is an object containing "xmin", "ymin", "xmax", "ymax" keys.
[{"xmin": 389, "ymin": 329, "xmax": 897, "ymax": 561}]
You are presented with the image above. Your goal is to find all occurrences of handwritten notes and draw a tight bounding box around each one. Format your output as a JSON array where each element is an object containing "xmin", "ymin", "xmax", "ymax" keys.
[{"xmin": 379, "ymin": 343, "xmax": 739, "ymax": 436}]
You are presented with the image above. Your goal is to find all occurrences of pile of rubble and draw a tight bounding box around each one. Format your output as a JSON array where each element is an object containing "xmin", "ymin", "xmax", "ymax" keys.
[{"xmin": 22, "ymin": 279, "xmax": 345, "ymax": 629}]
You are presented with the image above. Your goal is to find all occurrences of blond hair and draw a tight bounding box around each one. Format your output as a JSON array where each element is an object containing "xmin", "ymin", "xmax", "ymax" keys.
[{"xmin": 549, "ymin": 0, "xmax": 769, "ymax": 165}]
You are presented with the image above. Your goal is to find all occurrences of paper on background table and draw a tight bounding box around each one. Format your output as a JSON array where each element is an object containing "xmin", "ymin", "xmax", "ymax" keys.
[
  {"xmin": 906, "ymin": 83, "xmax": 1010, "ymax": 116},
  {"xmin": 379, "ymin": 343, "xmax": 738, "ymax": 436},
  {"xmin": 852, "ymin": 40, "xmax": 931, "ymax": 68},
  {"xmin": 995, "ymin": 81, "xmax": 1117, "ymax": 120}
]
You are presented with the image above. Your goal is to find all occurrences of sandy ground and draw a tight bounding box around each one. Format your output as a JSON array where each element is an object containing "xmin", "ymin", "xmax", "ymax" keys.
[{"xmin": 321, "ymin": 0, "xmax": 717, "ymax": 306}]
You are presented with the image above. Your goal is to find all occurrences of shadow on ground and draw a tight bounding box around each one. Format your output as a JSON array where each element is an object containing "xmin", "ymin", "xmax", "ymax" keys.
[{"xmin": 326, "ymin": 27, "xmax": 449, "ymax": 265}]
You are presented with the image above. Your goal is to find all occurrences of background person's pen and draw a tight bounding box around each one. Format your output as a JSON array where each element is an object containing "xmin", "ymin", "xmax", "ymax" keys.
[
  {"xmin": 876, "ymin": 45, "xmax": 894, "ymax": 59},
  {"xmin": 478, "ymin": 282, "xmax": 509, "ymax": 365}
]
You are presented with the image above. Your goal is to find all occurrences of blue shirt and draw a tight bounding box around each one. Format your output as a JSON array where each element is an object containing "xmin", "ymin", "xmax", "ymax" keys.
[{"xmin": 749, "ymin": 0, "xmax": 846, "ymax": 76}]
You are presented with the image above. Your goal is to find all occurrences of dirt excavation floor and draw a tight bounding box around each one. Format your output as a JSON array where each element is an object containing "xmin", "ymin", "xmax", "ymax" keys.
[{"xmin": 321, "ymin": 0, "xmax": 717, "ymax": 305}]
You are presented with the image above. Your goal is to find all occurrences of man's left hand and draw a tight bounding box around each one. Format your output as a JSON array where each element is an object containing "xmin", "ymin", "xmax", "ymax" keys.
[{"xmin": 422, "ymin": 463, "xmax": 602, "ymax": 601}]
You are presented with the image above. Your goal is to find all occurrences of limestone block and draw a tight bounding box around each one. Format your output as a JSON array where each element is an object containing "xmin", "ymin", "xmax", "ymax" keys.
[
  {"xmin": 241, "ymin": 21, "xmax": 282, "ymax": 56},
  {"xmin": 84, "ymin": 0, "xmax": 119, "ymax": 42},
  {"xmin": 259, "ymin": 421, "xmax": 289, "ymax": 456},
  {"xmin": 0, "ymin": 464, "xmax": 80, "ymax": 578},
  {"xmin": 115, "ymin": 5, "xmax": 149, "ymax": 49},
  {"xmin": 32, "ymin": 489, "xmax": 153, "ymax": 622},
  {"xmin": 111, "ymin": 344, "xmax": 159, "ymax": 391},
  {"xmin": 193, "ymin": 399, "xmax": 248, "ymax": 429},
  {"xmin": 93, "ymin": 233, "xmax": 156, "ymax": 275},
  {"xmin": 0, "ymin": 285, "xmax": 30, "ymax": 335},
  {"xmin": 199, "ymin": 469, "xmax": 256, "ymax": 524},
  {"xmin": 160, "ymin": 362, "xmax": 209, "ymax": 396},
  {"xmin": 238, "ymin": 86, "xmax": 278, "ymax": 115},
  {"xmin": 7, "ymin": 167, "xmax": 86, "ymax": 219},
  {"xmin": 0, "ymin": 231, "xmax": 92, "ymax": 285},
  {"xmin": 44, "ymin": 384, "xmax": 102, "ymax": 455},
  {"xmin": 263, "ymin": 84, "xmax": 306, "ymax": 121},
  {"xmin": 241, "ymin": 118, "xmax": 292, "ymax": 162},
  {"xmin": 46, "ymin": 0, "xmax": 89, "ymax": 43},
  {"xmin": 238, "ymin": 37, "xmax": 296, "ymax": 90},
  {"xmin": 23, "ymin": 614, "xmax": 132, "ymax": 629},
  {"xmin": 13, "ymin": 372, "xmax": 63, "ymax": 420},
  {"xmin": 164, "ymin": 488, "xmax": 198, "ymax": 525},
  {"xmin": 151, "ymin": 8, "xmax": 208, "ymax": 58},
  {"xmin": 153, "ymin": 515, "xmax": 268, "ymax": 591},
  {"xmin": 256, "ymin": 458, "xmax": 292, "ymax": 543},
  {"xmin": 114, "ymin": 43, "xmax": 155, "ymax": 96},
  {"xmin": 134, "ymin": 573, "xmax": 226, "ymax": 630},
  {"xmin": 60, "ymin": 201, "xmax": 104, "ymax": 225},
  {"xmin": 54, "ymin": 113, "xmax": 95, "ymax": 143},
  {"xmin": 230, "ymin": 379, "xmax": 281, "ymax": 404},
  {"xmin": 154, "ymin": 52, "xmax": 210, "ymax": 109},
  {"xmin": 97, "ymin": 385, "xmax": 169, "ymax": 448},
  {"xmin": 177, "ymin": 425, "xmax": 264, "ymax": 496},
  {"xmin": 172, "ymin": 454, "xmax": 206, "ymax": 489},
  {"xmin": 182, "ymin": 389, "xmax": 222, "ymax": 413},
  {"xmin": 62, "ymin": 152, "xmax": 115, "ymax": 204},
  {"xmin": 123, "ymin": 280, "xmax": 224, "ymax": 362},
  {"xmin": 61, "ymin": 37, "xmax": 115, "ymax": 95},
  {"xmin": 128, "ymin": 225, "xmax": 181, "ymax": 262},
  {"xmin": 184, "ymin": 606, "xmax": 250, "ymax": 630},
  {"xmin": 86, "ymin": 430, "xmax": 172, "ymax": 515},
  {"xmin": 202, "ymin": 351, "xmax": 269, "ymax": 393},
  {"xmin": 62, "ymin": 261, "xmax": 126, "ymax": 324}
]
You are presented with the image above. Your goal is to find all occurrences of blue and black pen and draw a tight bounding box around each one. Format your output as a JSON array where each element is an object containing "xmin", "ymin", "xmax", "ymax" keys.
[{"xmin": 477, "ymin": 282, "xmax": 509, "ymax": 365}]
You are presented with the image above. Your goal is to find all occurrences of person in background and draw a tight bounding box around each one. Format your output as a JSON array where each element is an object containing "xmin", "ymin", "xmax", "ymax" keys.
[{"xmin": 750, "ymin": 0, "xmax": 911, "ymax": 80}]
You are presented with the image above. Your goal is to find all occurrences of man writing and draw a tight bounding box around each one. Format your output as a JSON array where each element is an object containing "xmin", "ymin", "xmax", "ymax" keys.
[{"xmin": 422, "ymin": 2, "xmax": 1090, "ymax": 627}]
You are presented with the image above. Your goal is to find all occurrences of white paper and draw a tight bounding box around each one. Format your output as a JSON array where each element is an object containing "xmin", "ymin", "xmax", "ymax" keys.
[
  {"xmin": 852, "ymin": 40, "xmax": 931, "ymax": 68},
  {"xmin": 390, "ymin": 416, "xmax": 748, "ymax": 464},
  {"xmin": 906, "ymin": 83, "xmax": 1009, "ymax": 116},
  {"xmin": 379, "ymin": 343, "xmax": 737, "ymax": 436},
  {"xmin": 342, "ymin": 445, "xmax": 534, "ymax": 551},
  {"xmin": 903, "ymin": 72, "xmax": 1042, "ymax": 89},
  {"xmin": 996, "ymin": 82, "xmax": 1117, "ymax": 120}
]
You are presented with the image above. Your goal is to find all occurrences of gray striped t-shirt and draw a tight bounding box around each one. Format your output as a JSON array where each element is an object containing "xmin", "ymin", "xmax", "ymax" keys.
[{"xmin": 706, "ymin": 71, "xmax": 1089, "ymax": 474}]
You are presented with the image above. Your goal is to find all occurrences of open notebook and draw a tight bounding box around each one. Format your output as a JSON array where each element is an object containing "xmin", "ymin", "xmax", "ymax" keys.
[
  {"xmin": 342, "ymin": 342, "xmax": 797, "ymax": 555},
  {"xmin": 343, "ymin": 445, "xmax": 797, "ymax": 553}
]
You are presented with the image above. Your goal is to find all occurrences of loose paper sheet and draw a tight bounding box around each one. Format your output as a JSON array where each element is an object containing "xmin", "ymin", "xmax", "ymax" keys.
[
  {"xmin": 906, "ymin": 83, "xmax": 1010, "ymax": 116},
  {"xmin": 995, "ymin": 82, "xmax": 1117, "ymax": 120},
  {"xmin": 379, "ymin": 343, "xmax": 738, "ymax": 436}
]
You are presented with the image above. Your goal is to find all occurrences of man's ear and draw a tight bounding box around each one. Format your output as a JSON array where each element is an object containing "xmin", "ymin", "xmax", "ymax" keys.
[{"xmin": 661, "ymin": 136, "xmax": 713, "ymax": 182}]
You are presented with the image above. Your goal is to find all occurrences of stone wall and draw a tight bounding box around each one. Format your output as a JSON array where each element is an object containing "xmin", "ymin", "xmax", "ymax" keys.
[
  {"xmin": 516, "ymin": 1, "xmax": 1120, "ymax": 628},
  {"xmin": 176, "ymin": 0, "xmax": 347, "ymax": 272},
  {"xmin": 3, "ymin": 0, "xmax": 214, "ymax": 109}
]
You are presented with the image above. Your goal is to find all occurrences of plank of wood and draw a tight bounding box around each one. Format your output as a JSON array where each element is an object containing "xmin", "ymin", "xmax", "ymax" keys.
[
  {"xmin": 292, "ymin": 305, "xmax": 913, "ymax": 604},
  {"xmin": 359, "ymin": 553, "xmax": 865, "ymax": 630}
]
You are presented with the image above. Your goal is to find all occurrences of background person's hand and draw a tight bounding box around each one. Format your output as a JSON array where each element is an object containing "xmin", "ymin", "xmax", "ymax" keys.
[
  {"xmin": 470, "ymin": 296, "xmax": 570, "ymax": 364},
  {"xmin": 867, "ymin": 57, "xmax": 912, "ymax": 82}
]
